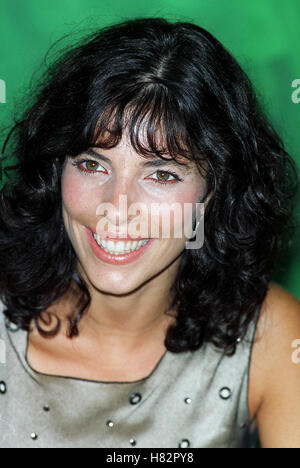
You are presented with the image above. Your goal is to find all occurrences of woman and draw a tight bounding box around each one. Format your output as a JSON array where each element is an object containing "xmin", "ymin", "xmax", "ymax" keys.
[{"xmin": 0, "ymin": 17, "xmax": 299, "ymax": 448}]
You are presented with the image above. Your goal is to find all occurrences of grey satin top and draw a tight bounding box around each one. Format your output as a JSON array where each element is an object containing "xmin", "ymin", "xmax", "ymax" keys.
[{"xmin": 0, "ymin": 300, "xmax": 260, "ymax": 448}]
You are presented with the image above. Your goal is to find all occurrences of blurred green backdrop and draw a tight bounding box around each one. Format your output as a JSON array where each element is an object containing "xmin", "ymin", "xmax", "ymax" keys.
[{"xmin": 0, "ymin": 0, "xmax": 299, "ymax": 298}]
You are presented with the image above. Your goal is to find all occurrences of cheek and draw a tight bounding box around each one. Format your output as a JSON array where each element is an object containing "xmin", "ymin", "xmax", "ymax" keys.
[
  {"xmin": 61, "ymin": 170, "xmax": 97, "ymax": 222},
  {"xmin": 151, "ymin": 185, "xmax": 202, "ymax": 239}
]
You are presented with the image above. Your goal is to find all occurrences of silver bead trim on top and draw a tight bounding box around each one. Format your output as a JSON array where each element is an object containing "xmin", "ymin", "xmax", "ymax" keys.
[
  {"xmin": 129, "ymin": 392, "xmax": 142, "ymax": 405},
  {"xmin": 219, "ymin": 387, "xmax": 232, "ymax": 400},
  {"xmin": 178, "ymin": 438, "xmax": 190, "ymax": 448},
  {"xmin": 0, "ymin": 381, "xmax": 6, "ymax": 394}
]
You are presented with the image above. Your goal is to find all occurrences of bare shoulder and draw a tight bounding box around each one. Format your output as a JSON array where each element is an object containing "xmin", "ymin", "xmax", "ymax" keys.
[
  {"xmin": 253, "ymin": 281, "xmax": 300, "ymax": 344},
  {"xmin": 248, "ymin": 281, "xmax": 300, "ymax": 447}
]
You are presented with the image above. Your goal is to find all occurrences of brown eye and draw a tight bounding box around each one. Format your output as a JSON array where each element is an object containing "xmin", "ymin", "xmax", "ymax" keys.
[
  {"xmin": 157, "ymin": 171, "xmax": 172, "ymax": 181},
  {"xmin": 85, "ymin": 160, "xmax": 100, "ymax": 171},
  {"xmin": 71, "ymin": 158, "xmax": 105, "ymax": 175},
  {"xmin": 148, "ymin": 170, "xmax": 180, "ymax": 184}
]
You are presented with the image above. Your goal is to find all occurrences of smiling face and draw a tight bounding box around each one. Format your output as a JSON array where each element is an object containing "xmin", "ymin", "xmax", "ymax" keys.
[{"xmin": 61, "ymin": 132, "xmax": 206, "ymax": 296}]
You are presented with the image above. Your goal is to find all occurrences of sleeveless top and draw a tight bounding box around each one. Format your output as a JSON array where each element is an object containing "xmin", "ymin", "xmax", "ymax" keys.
[{"xmin": 0, "ymin": 300, "xmax": 260, "ymax": 448}]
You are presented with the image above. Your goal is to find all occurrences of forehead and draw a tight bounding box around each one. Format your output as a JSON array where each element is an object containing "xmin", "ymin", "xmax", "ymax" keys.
[
  {"xmin": 94, "ymin": 103, "xmax": 191, "ymax": 156},
  {"xmin": 94, "ymin": 117, "xmax": 195, "ymax": 167}
]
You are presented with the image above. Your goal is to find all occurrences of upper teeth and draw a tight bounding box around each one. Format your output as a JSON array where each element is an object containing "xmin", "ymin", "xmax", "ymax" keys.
[{"xmin": 93, "ymin": 234, "xmax": 149, "ymax": 253}]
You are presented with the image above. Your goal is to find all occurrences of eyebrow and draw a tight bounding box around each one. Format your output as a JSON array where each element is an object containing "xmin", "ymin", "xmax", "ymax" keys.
[{"xmin": 81, "ymin": 149, "xmax": 193, "ymax": 173}]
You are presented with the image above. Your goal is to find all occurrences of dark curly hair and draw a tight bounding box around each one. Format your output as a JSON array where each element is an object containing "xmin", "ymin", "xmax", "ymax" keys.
[{"xmin": 0, "ymin": 17, "xmax": 298, "ymax": 355}]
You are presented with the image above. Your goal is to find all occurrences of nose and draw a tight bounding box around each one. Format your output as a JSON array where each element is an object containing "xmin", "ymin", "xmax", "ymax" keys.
[
  {"xmin": 108, "ymin": 193, "xmax": 134, "ymax": 227},
  {"xmin": 96, "ymin": 178, "xmax": 141, "ymax": 233}
]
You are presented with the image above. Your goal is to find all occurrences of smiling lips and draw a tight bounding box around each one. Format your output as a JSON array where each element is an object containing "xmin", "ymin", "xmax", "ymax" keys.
[
  {"xmin": 93, "ymin": 233, "xmax": 150, "ymax": 255},
  {"xmin": 85, "ymin": 227, "xmax": 154, "ymax": 265}
]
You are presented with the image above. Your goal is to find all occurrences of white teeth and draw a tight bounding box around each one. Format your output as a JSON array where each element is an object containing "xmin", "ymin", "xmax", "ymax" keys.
[{"xmin": 93, "ymin": 234, "xmax": 149, "ymax": 254}]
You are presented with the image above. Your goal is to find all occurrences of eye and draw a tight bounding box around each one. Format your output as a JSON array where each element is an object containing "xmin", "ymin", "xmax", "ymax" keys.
[
  {"xmin": 71, "ymin": 159, "xmax": 105, "ymax": 174},
  {"xmin": 147, "ymin": 170, "xmax": 183, "ymax": 185}
]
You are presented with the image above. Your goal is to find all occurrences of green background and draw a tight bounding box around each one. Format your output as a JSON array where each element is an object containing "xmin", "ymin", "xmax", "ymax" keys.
[{"xmin": 0, "ymin": 0, "xmax": 299, "ymax": 299}]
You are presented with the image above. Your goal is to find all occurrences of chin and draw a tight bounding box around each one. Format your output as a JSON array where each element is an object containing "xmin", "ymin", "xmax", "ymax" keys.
[{"xmin": 83, "ymin": 267, "xmax": 149, "ymax": 296}]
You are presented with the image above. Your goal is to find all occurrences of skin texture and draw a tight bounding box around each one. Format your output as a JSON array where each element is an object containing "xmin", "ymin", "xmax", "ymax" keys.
[{"xmin": 61, "ymin": 135, "xmax": 206, "ymax": 302}]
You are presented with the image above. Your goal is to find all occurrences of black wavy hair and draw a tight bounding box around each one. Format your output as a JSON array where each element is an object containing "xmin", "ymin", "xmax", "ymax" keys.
[{"xmin": 0, "ymin": 17, "xmax": 298, "ymax": 355}]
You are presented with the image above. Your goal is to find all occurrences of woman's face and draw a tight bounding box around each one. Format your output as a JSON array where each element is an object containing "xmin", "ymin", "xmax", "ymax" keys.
[{"xmin": 61, "ymin": 133, "xmax": 206, "ymax": 295}]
